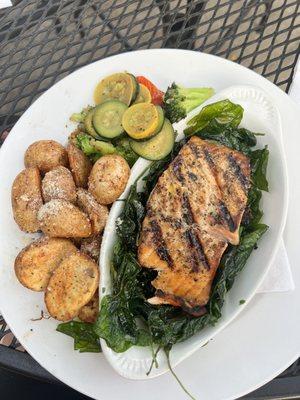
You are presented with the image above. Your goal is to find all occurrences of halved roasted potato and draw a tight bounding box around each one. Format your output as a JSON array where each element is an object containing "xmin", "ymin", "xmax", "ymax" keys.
[
  {"xmin": 42, "ymin": 166, "xmax": 77, "ymax": 203},
  {"xmin": 11, "ymin": 167, "xmax": 43, "ymax": 232},
  {"xmin": 24, "ymin": 140, "xmax": 68, "ymax": 174},
  {"xmin": 78, "ymin": 290, "xmax": 99, "ymax": 323},
  {"xmin": 67, "ymin": 143, "xmax": 92, "ymax": 188},
  {"xmin": 45, "ymin": 252, "xmax": 99, "ymax": 321},
  {"xmin": 80, "ymin": 235, "xmax": 101, "ymax": 262},
  {"xmin": 15, "ymin": 237, "xmax": 77, "ymax": 291},
  {"xmin": 88, "ymin": 154, "xmax": 130, "ymax": 204},
  {"xmin": 76, "ymin": 189, "xmax": 108, "ymax": 235},
  {"xmin": 38, "ymin": 199, "xmax": 92, "ymax": 238}
]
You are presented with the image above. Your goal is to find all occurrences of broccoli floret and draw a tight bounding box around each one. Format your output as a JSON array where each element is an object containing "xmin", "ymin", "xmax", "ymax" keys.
[
  {"xmin": 70, "ymin": 106, "xmax": 93, "ymax": 123},
  {"xmin": 164, "ymin": 83, "xmax": 214, "ymax": 123},
  {"xmin": 76, "ymin": 133, "xmax": 102, "ymax": 162},
  {"xmin": 76, "ymin": 133, "xmax": 97, "ymax": 156},
  {"xmin": 115, "ymin": 138, "xmax": 138, "ymax": 167},
  {"xmin": 76, "ymin": 134, "xmax": 138, "ymax": 167}
]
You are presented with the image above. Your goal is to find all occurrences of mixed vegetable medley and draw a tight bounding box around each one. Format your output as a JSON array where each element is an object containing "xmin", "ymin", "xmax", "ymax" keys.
[{"xmin": 70, "ymin": 72, "xmax": 214, "ymax": 164}]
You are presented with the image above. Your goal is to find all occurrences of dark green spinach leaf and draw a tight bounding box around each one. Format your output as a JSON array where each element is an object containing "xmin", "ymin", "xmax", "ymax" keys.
[
  {"xmin": 94, "ymin": 244, "xmax": 152, "ymax": 353},
  {"xmin": 250, "ymin": 147, "xmax": 269, "ymax": 191},
  {"xmin": 57, "ymin": 321, "xmax": 101, "ymax": 353},
  {"xmin": 194, "ymin": 121, "xmax": 257, "ymax": 155},
  {"xmin": 115, "ymin": 185, "xmax": 145, "ymax": 250},
  {"xmin": 184, "ymin": 99, "xmax": 244, "ymax": 137}
]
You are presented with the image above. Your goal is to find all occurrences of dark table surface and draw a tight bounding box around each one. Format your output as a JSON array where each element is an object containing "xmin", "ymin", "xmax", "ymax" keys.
[
  {"xmin": 0, "ymin": 0, "xmax": 300, "ymax": 398},
  {"xmin": 0, "ymin": 367, "xmax": 89, "ymax": 400},
  {"xmin": 1, "ymin": 361, "xmax": 300, "ymax": 400}
]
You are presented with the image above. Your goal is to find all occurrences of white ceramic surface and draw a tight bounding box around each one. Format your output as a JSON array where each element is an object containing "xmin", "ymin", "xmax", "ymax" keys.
[
  {"xmin": 100, "ymin": 85, "xmax": 288, "ymax": 379},
  {"xmin": 0, "ymin": 50, "xmax": 299, "ymax": 400}
]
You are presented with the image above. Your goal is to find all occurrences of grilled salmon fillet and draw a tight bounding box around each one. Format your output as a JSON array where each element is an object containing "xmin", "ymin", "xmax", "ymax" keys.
[{"xmin": 138, "ymin": 136, "xmax": 250, "ymax": 315}]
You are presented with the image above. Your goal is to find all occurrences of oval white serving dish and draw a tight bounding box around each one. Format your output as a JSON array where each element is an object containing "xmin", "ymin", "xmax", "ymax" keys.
[{"xmin": 100, "ymin": 84, "xmax": 288, "ymax": 380}]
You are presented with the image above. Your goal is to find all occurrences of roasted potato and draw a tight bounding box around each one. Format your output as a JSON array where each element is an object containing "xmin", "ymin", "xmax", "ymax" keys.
[
  {"xmin": 67, "ymin": 143, "xmax": 92, "ymax": 188},
  {"xmin": 24, "ymin": 140, "xmax": 68, "ymax": 174},
  {"xmin": 15, "ymin": 237, "xmax": 77, "ymax": 291},
  {"xmin": 76, "ymin": 189, "xmax": 108, "ymax": 235},
  {"xmin": 80, "ymin": 235, "xmax": 101, "ymax": 262},
  {"xmin": 68, "ymin": 129, "xmax": 81, "ymax": 145},
  {"xmin": 11, "ymin": 167, "xmax": 43, "ymax": 232},
  {"xmin": 78, "ymin": 290, "xmax": 99, "ymax": 323},
  {"xmin": 45, "ymin": 252, "xmax": 99, "ymax": 321},
  {"xmin": 38, "ymin": 199, "xmax": 92, "ymax": 238},
  {"xmin": 42, "ymin": 166, "xmax": 76, "ymax": 203},
  {"xmin": 88, "ymin": 154, "xmax": 130, "ymax": 204}
]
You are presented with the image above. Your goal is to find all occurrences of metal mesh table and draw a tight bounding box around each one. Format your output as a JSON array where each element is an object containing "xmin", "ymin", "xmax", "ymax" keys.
[{"xmin": 0, "ymin": 0, "xmax": 300, "ymax": 398}]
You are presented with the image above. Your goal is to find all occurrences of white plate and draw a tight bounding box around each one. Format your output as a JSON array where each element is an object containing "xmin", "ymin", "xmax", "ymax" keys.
[
  {"xmin": 100, "ymin": 84, "xmax": 288, "ymax": 379},
  {"xmin": 0, "ymin": 49, "xmax": 299, "ymax": 399}
]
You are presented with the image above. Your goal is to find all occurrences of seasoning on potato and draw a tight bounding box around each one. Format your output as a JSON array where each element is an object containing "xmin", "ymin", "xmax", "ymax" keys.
[
  {"xmin": 88, "ymin": 154, "xmax": 130, "ymax": 205},
  {"xmin": 11, "ymin": 167, "xmax": 43, "ymax": 233},
  {"xmin": 68, "ymin": 129, "xmax": 81, "ymax": 146},
  {"xmin": 42, "ymin": 166, "xmax": 77, "ymax": 203},
  {"xmin": 15, "ymin": 237, "xmax": 77, "ymax": 291},
  {"xmin": 78, "ymin": 290, "xmax": 99, "ymax": 323},
  {"xmin": 76, "ymin": 189, "xmax": 108, "ymax": 235},
  {"xmin": 24, "ymin": 140, "xmax": 68, "ymax": 174},
  {"xmin": 45, "ymin": 252, "xmax": 99, "ymax": 321},
  {"xmin": 67, "ymin": 143, "xmax": 92, "ymax": 188},
  {"xmin": 38, "ymin": 199, "xmax": 92, "ymax": 238},
  {"xmin": 80, "ymin": 235, "xmax": 101, "ymax": 262}
]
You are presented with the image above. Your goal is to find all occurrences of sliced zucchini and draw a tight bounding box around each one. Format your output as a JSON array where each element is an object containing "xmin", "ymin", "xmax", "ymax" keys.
[
  {"xmin": 84, "ymin": 109, "xmax": 98, "ymax": 138},
  {"xmin": 94, "ymin": 73, "xmax": 136, "ymax": 105},
  {"xmin": 90, "ymin": 139, "xmax": 116, "ymax": 155},
  {"xmin": 92, "ymin": 100, "xmax": 127, "ymax": 139},
  {"xmin": 128, "ymin": 74, "xmax": 139, "ymax": 103},
  {"xmin": 133, "ymin": 84, "xmax": 151, "ymax": 104},
  {"xmin": 122, "ymin": 103, "xmax": 164, "ymax": 141},
  {"xmin": 130, "ymin": 119, "xmax": 175, "ymax": 161}
]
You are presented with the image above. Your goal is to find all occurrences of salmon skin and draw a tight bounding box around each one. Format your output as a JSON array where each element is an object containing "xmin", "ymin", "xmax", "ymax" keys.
[{"xmin": 138, "ymin": 136, "xmax": 251, "ymax": 315}]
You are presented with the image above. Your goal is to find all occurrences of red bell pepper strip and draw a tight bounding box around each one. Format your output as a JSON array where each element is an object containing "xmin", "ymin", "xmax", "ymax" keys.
[{"xmin": 136, "ymin": 76, "xmax": 164, "ymax": 106}]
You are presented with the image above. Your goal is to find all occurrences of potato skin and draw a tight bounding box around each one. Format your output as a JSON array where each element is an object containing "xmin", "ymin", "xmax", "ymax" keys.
[
  {"xmin": 45, "ymin": 252, "xmax": 99, "ymax": 321},
  {"xmin": 67, "ymin": 143, "xmax": 92, "ymax": 188},
  {"xmin": 42, "ymin": 166, "xmax": 76, "ymax": 203},
  {"xmin": 11, "ymin": 167, "xmax": 43, "ymax": 232},
  {"xmin": 38, "ymin": 199, "xmax": 92, "ymax": 238},
  {"xmin": 88, "ymin": 155, "xmax": 130, "ymax": 205},
  {"xmin": 76, "ymin": 188, "xmax": 108, "ymax": 235},
  {"xmin": 15, "ymin": 237, "xmax": 77, "ymax": 291},
  {"xmin": 78, "ymin": 290, "xmax": 99, "ymax": 323},
  {"xmin": 25, "ymin": 140, "xmax": 68, "ymax": 174},
  {"xmin": 80, "ymin": 235, "xmax": 101, "ymax": 262}
]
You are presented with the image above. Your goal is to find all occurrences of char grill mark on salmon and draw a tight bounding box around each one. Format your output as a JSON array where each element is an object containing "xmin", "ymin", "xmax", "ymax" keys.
[
  {"xmin": 181, "ymin": 192, "xmax": 210, "ymax": 272},
  {"xmin": 149, "ymin": 220, "xmax": 174, "ymax": 269},
  {"xmin": 138, "ymin": 136, "xmax": 250, "ymax": 314}
]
